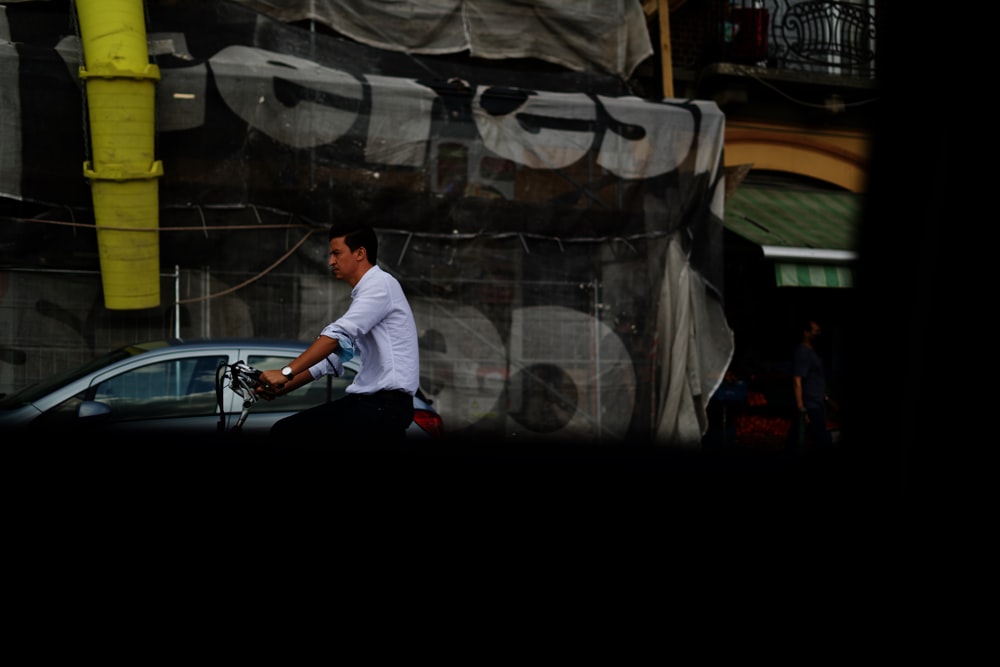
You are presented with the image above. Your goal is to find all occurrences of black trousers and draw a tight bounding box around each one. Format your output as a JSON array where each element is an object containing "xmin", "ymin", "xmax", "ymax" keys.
[{"xmin": 270, "ymin": 390, "xmax": 414, "ymax": 443}]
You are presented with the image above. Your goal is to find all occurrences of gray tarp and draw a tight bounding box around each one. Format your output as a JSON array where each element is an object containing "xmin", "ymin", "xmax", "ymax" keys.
[{"xmin": 231, "ymin": 0, "xmax": 654, "ymax": 79}]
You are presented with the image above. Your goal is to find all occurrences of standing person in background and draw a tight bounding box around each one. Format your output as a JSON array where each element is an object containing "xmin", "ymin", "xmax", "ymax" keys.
[
  {"xmin": 255, "ymin": 222, "xmax": 419, "ymax": 443},
  {"xmin": 789, "ymin": 318, "xmax": 835, "ymax": 454}
]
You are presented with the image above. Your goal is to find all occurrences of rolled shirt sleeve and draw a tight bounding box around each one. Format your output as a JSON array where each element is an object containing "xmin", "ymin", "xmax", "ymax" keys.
[{"xmin": 305, "ymin": 331, "xmax": 354, "ymax": 379}]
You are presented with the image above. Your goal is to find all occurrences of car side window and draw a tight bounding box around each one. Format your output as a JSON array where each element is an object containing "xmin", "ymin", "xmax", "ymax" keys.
[
  {"xmin": 88, "ymin": 355, "xmax": 228, "ymax": 421},
  {"xmin": 246, "ymin": 354, "xmax": 354, "ymax": 413}
]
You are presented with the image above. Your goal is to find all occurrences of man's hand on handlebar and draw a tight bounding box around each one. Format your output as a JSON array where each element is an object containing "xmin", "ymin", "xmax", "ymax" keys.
[
  {"xmin": 254, "ymin": 383, "xmax": 279, "ymax": 401},
  {"xmin": 256, "ymin": 369, "xmax": 291, "ymax": 400}
]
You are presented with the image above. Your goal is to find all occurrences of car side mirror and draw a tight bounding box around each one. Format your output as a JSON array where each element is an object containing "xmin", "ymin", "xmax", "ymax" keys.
[{"xmin": 77, "ymin": 400, "xmax": 112, "ymax": 421}]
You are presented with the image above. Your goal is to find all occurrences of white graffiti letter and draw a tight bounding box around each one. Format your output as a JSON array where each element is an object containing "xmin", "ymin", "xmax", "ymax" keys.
[{"xmin": 209, "ymin": 45, "xmax": 362, "ymax": 149}]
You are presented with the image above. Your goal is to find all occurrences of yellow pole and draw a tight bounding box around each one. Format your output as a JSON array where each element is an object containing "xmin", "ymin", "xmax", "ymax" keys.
[{"xmin": 76, "ymin": 0, "xmax": 162, "ymax": 310}]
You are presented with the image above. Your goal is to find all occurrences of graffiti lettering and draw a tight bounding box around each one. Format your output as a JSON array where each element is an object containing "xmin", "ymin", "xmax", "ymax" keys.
[{"xmin": 193, "ymin": 46, "xmax": 700, "ymax": 178}]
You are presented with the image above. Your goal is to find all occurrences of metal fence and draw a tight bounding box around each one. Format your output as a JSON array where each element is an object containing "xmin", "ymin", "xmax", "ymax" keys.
[{"xmin": 714, "ymin": 0, "xmax": 876, "ymax": 78}]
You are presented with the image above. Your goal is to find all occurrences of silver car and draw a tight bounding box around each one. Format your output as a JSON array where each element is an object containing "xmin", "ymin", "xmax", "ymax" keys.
[{"xmin": 0, "ymin": 338, "xmax": 443, "ymax": 438}]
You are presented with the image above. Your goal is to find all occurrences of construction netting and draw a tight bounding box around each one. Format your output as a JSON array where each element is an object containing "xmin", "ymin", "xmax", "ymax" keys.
[{"xmin": 0, "ymin": 0, "xmax": 733, "ymax": 443}]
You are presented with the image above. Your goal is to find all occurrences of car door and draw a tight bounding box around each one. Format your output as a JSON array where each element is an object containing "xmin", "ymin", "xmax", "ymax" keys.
[
  {"xmin": 22, "ymin": 347, "xmax": 235, "ymax": 434},
  {"xmin": 79, "ymin": 350, "xmax": 234, "ymax": 434}
]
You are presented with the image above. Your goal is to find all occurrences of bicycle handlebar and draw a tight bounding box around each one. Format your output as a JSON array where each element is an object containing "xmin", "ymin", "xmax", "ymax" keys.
[{"xmin": 216, "ymin": 360, "xmax": 262, "ymax": 433}]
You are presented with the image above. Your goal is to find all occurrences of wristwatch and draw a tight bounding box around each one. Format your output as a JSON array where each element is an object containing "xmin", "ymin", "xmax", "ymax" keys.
[{"xmin": 281, "ymin": 366, "xmax": 295, "ymax": 381}]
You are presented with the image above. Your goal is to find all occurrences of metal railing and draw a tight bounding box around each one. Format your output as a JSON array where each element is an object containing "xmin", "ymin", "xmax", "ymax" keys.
[{"xmin": 716, "ymin": 0, "xmax": 876, "ymax": 78}]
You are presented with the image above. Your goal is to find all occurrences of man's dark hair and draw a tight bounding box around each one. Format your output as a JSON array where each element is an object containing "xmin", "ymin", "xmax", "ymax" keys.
[{"xmin": 329, "ymin": 222, "xmax": 378, "ymax": 264}]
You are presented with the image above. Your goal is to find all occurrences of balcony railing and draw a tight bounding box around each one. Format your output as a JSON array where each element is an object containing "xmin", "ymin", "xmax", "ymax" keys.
[{"xmin": 716, "ymin": 0, "xmax": 876, "ymax": 79}]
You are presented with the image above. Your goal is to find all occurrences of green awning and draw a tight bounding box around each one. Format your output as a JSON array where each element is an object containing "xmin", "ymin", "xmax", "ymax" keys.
[
  {"xmin": 724, "ymin": 186, "xmax": 861, "ymax": 288},
  {"xmin": 774, "ymin": 262, "xmax": 853, "ymax": 288}
]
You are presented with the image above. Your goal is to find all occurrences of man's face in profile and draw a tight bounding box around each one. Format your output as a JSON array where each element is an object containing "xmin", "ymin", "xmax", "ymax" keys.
[{"xmin": 328, "ymin": 235, "xmax": 366, "ymax": 285}]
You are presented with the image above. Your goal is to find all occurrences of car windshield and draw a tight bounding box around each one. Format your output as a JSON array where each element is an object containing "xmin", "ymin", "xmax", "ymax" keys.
[{"xmin": 0, "ymin": 344, "xmax": 160, "ymax": 408}]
